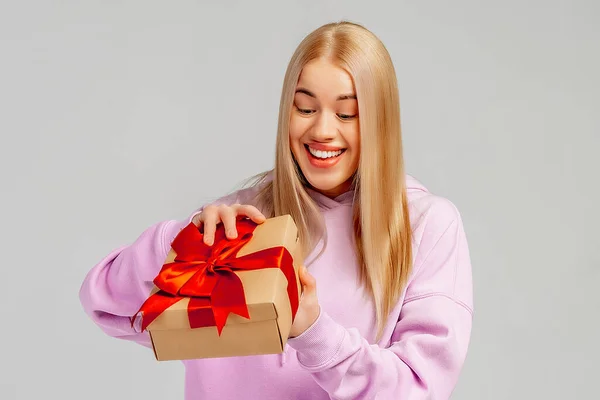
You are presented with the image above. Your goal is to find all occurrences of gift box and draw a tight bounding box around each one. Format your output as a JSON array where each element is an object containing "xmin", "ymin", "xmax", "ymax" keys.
[{"xmin": 132, "ymin": 214, "xmax": 302, "ymax": 361}]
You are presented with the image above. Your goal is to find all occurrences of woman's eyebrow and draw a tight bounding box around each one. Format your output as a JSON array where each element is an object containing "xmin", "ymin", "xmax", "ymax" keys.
[
  {"xmin": 295, "ymin": 88, "xmax": 315, "ymax": 98},
  {"xmin": 295, "ymin": 87, "xmax": 356, "ymax": 101}
]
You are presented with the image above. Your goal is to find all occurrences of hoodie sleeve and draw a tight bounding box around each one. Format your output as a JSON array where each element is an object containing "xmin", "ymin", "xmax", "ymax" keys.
[
  {"xmin": 78, "ymin": 191, "xmax": 241, "ymax": 348},
  {"xmin": 287, "ymin": 200, "xmax": 474, "ymax": 400}
]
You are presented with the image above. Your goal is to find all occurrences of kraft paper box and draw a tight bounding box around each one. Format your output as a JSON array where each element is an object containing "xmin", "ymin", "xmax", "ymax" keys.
[{"xmin": 132, "ymin": 214, "xmax": 302, "ymax": 361}]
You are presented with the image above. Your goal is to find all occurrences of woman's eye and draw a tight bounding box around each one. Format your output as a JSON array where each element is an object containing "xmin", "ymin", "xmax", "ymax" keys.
[
  {"xmin": 297, "ymin": 107, "xmax": 314, "ymax": 115},
  {"xmin": 338, "ymin": 113, "xmax": 357, "ymax": 120}
]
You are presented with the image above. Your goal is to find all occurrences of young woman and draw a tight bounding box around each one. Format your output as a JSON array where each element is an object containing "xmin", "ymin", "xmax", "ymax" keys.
[{"xmin": 79, "ymin": 21, "xmax": 473, "ymax": 399}]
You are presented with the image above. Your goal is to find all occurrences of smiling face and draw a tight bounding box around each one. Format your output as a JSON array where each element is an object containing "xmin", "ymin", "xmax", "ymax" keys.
[{"xmin": 289, "ymin": 58, "xmax": 361, "ymax": 198}]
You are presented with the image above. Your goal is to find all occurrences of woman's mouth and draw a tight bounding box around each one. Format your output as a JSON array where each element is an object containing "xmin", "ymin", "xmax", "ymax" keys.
[{"xmin": 304, "ymin": 144, "xmax": 346, "ymax": 168}]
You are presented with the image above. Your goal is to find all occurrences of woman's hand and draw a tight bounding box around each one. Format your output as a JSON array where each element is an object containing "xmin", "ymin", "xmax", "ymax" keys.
[
  {"xmin": 193, "ymin": 203, "xmax": 319, "ymax": 337},
  {"xmin": 289, "ymin": 265, "xmax": 321, "ymax": 338},
  {"xmin": 192, "ymin": 204, "xmax": 266, "ymax": 246}
]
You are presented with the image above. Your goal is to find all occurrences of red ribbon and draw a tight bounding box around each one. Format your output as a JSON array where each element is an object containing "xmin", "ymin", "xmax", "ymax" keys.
[{"xmin": 131, "ymin": 219, "xmax": 299, "ymax": 335}]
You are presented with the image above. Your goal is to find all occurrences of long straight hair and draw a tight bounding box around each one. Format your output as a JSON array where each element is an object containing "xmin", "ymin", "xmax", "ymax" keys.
[{"xmin": 250, "ymin": 21, "xmax": 412, "ymax": 339}]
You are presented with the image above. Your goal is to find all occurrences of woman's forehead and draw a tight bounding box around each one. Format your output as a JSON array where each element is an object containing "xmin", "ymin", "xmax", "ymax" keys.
[{"xmin": 296, "ymin": 59, "xmax": 356, "ymax": 98}]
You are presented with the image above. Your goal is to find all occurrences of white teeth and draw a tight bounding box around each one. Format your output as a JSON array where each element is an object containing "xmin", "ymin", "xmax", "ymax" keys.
[{"xmin": 308, "ymin": 147, "xmax": 343, "ymax": 159}]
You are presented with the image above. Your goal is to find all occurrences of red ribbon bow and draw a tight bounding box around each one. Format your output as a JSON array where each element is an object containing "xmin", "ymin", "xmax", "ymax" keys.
[{"xmin": 132, "ymin": 219, "xmax": 299, "ymax": 335}]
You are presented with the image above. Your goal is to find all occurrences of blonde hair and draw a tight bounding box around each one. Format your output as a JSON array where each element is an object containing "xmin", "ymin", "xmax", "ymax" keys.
[{"xmin": 249, "ymin": 21, "xmax": 412, "ymax": 339}]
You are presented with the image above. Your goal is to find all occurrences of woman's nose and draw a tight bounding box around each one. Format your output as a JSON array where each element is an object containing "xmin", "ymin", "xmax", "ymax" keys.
[{"xmin": 310, "ymin": 112, "xmax": 337, "ymax": 141}]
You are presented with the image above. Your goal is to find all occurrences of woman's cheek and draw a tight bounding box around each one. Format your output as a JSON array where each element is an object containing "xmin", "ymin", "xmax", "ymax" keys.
[{"xmin": 289, "ymin": 115, "xmax": 308, "ymax": 140}]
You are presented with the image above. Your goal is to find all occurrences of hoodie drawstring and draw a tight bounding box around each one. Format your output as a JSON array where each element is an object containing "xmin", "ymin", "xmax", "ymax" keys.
[{"xmin": 280, "ymin": 344, "xmax": 288, "ymax": 366}]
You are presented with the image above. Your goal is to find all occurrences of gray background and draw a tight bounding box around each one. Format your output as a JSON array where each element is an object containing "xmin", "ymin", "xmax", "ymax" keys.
[{"xmin": 1, "ymin": 0, "xmax": 598, "ymax": 399}]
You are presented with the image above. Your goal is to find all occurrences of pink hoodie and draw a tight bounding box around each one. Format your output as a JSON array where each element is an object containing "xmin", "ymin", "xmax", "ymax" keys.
[{"xmin": 79, "ymin": 174, "xmax": 473, "ymax": 399}]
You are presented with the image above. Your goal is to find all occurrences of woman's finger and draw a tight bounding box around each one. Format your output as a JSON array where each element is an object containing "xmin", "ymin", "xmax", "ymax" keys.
[
  {"xmin": 299, "ymin": 265, "xmax": 317, "ymax": 296},
  {"xmin": 200, "ymin": 206, "xmax": 220, "ymax": 246},
  {"xmin": 234, "ymin": 204, "xmax": 266, "ymax": 224},
  {"xmin": 191, "ymin": 212, "xmax": 203, "ymax": 227},
  {"xmin": 219, "ymin": 204, "xmax": 239, "ymax": 239}
]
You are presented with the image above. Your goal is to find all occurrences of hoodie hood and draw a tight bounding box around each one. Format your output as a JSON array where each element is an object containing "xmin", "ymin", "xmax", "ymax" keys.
[
  {"xmin": 306, "ymin": 174, "xmax": 430, "ymax": 210},
  {"xmin": 405, "ymin": 174, "xmax": 429, "ymax": 194},
  {"xmin": 305, "ymin": 187, "xmax": 355, "ymax": 210},
  {"xmin": 250, "ymin": 170, "xmax": 429, "ymax": 210}
]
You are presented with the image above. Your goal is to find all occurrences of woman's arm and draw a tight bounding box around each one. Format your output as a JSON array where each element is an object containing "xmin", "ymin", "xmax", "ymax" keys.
[
  {"xmin": 78, "ymin": 191, "xmax": 243, "ymax": 347},
  {"xmin": 287, "ymin": 202, "xmax": 474, "ymax": 399},
  {"xmin": 78, "ymin": 218, "xmax": 190, "ymax": 347}
]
